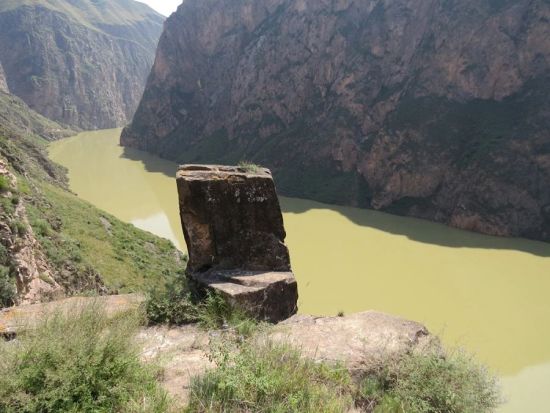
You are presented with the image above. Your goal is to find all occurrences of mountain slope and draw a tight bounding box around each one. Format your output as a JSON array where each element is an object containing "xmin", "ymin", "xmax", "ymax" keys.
[
  {"xmin": 122, "ymin": 0, "xmax": 550, "ymax": 242},
  {"xmin": 0, "ymin": 93, "xmax": 184, "ymax": 307},
  {"xmin": 0, "ymin": 0, "xmax": 164, "ymax": 129}
]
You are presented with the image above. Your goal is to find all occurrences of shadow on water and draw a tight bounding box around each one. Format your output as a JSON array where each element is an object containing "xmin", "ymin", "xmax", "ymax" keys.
[
  {"xmin": 121, "ymin": 146, "xmax": 178, "ymax": 177},
  {"xmin": 281, "ymin": 197, "xmax": 550, "ymax": 258},
  {"xmin": 121, "ymin": 146, "xmax": 550, "ymax": 258}
]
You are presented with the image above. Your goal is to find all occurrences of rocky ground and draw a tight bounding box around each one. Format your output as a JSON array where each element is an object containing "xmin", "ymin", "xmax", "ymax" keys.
[{"xmin": 1, "ymin": 294, "xmax": 436, "ymax": 409}]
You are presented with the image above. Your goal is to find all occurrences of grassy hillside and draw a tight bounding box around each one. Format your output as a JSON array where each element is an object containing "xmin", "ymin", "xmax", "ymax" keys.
[
  {"xmin": 0, "ymin": 91, "xmax": 75, "ymax": 141},
  {"xmin": 0, "ymin": 95, "xmax": 185, "ymax": 305},
  {"xmin": 0, "ymin": 0, "xmax": 162, "ymax": 27}
]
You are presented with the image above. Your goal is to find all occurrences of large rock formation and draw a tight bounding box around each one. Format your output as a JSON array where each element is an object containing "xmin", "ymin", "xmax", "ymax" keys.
[
  {"xmin": 123, "ymin": 0, "xmax": 550, "ymax": 242},
  {"xmin": 177, "ymin": 165, "xmax": 298, "ymax": 322},
  {"xmin": 0, "ymin": 0, "xmax": 164, "ymax": 129}
]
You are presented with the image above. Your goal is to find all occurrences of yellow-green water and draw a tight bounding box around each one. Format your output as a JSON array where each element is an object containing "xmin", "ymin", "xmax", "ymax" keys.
[{"xmin": 49, "ymin": 128, "xmax": 550, "ymax": 412}]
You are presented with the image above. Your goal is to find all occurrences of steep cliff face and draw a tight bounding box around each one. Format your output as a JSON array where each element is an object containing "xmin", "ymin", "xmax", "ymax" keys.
[
  {"xmin": 122, "ymin": 0, "xmax": 550, "ymax": 242},
  {"xmin": 0, "ymin": 0, "xmax": 164, "ymax": 130}
]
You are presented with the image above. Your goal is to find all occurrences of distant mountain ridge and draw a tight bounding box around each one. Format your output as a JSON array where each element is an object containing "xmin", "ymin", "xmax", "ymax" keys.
[
  {"xmin": 0, "ymin": 0, "xmax": 164, "ymax": 129},
  {"xmin": 122, "ymin": 0, "xmax": 550, "ymax": 242}
]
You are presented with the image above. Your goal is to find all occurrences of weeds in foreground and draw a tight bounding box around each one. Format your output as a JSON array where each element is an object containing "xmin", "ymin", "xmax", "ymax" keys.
[
  {"xmin": 146, "ymin": 278, "xmax": 255, "ymax": 335},
  {"xmin": 379, "ymin": 350, "xmax": 501, "ymax": 413},
  {"xmin": 0, "ymin": 303, "xmax": 169, "ymax": 413},
  {"xmin": 187, "ymin": 339, "xmax": 501, "ymax": 413},
  {"xmin": 186, "ymin": 340, "xmax": 354, "ymax": 413}
]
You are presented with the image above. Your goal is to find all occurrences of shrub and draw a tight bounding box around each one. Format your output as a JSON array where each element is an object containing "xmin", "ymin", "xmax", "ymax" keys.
[
  {"xmin": 31, "ymin": 218, "xmax": 51, "ymax": 237},
  {"xmin": 0, "ymin": 265, "xmax": 16, "ymax": 308},
  {"xmin": 0, "ymin": 175, "xmax": 10, "ymax": 192},
  {"xmin": 195, "ymin": 291, "xmax": 249, "ymax": 330},
  {"xmin": 146, "ymin": 277, "xmax": 248, "ymax": 331},
  {"xmin": 237, "ymin": 161, "xmax": 261, "ymax": 174},
  {"xmin": 186, "ymin": 340, "xmax": 354, "ymax": 413},
  {"xmin": 0, "ymin": 303, "xmax": 170, "ymax": 413},
  {"xmin": 383, "ymin": 351, "xmax": 501, "ymax": 413},
  {"xmin": 146, "ymin": 276, "xmax": 198, "ymax": 325},
  {"xmin": 10, "ymin": 219, "xmax": 27, "ymax": 236}
]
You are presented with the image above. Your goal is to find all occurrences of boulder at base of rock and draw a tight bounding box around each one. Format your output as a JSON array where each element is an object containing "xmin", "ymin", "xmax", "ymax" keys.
[{"xmin": 177, "ymin": 165, "xmax": 298, "ymax": 322}]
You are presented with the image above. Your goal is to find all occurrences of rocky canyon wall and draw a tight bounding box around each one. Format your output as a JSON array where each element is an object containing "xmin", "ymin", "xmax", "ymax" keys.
[
  {"xmin": 0, "ymin": 0, "xmax": 164, "ymax": 129},
  {"xmin": 123, "ymin": 0, "xmax": 550, "ymax": 241}
]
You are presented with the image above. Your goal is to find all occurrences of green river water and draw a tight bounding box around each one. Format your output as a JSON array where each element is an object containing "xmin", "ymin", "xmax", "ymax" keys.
[{"xmin": 49, "ymin": 129, "xmax": 550, "ymax": 413}]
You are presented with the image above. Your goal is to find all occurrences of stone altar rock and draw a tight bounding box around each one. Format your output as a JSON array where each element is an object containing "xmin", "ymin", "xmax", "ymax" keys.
[{"xmin": 176, "ymin": 165, "xmax": 298, "ymax": 322}]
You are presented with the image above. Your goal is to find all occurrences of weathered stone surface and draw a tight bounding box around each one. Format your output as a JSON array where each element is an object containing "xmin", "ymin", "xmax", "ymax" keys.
[
  {"xmin": 137, "ymin": 311, "xmax": 435, "ymax": 407},
  {"xmin": 270, "ymin": 311, "xmax": 436, "ymax": 377},
  {"xmin": 177, "ymin": 165, "xmax": 297, "ymax": 321},
  {"xmin": 123, "ymin": 0, "xmax": 550, "ymax": 242},
  {"xmin": 138, "ymin": 325, "xmax": 212, "ymax": 407},
  {"xmin": 0, "ymin": 294, "xmax": 144, "ymax": 336}
]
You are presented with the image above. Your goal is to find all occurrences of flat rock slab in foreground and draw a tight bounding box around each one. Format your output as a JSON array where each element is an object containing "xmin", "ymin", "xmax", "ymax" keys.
[
  {"xmin": 140, "ymin": 311, "xmax": 435, "ymax": 407},
  {"xmin": 177, "ymin": 165, "xmax": 298, "ymax": 322},
  {"xmin": 270, "ymin": 311, "xmax": 434, "ymax": 377},
  {"xmin": 0, "ymin": 294, "xmax": 144, "ymax": 335}
]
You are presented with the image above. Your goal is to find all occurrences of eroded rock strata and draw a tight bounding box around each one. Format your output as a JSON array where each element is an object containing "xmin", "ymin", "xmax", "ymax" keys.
[
  {"xmin": 177, "ymin": 165, "xmax": 298, "ymax": 322},
  {"xmin": 0, "ymin": 0, "xmax": 164, "ymax": 129},
  {"xmin": 123, "ymin": 0, "xmax": 550, "ymax": 241}
]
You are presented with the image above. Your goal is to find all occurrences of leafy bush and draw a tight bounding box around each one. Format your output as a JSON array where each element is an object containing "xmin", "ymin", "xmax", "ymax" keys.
[
  {"xmin": 186, "ymin": 340, "xmax": 354, "ymax": 413},
  {"xmin": 0, "ymin": 304, "xmax": 169, "ymax": 413}
]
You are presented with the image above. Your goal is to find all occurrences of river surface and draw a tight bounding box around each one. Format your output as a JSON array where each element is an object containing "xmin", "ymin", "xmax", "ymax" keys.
[{"xmin": 49, "ymin": 129, "xmax": 550, "ymax": 413}]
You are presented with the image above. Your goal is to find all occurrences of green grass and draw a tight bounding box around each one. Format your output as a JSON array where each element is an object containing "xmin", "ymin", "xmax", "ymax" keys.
[
  {"xmin": 186, "ymin": 340, "xmax": 354, "ymax": 413},
  {"xmin": 146, "ymin": 282, "xmax": 254, "ymax": 335},
  {"xmin": 25, "ymin": 181, "xmax": 185, "ymax": 294},
  {"xmin": 0, "ymin": 303, "xmax": 169, "ymax": 413},
  {"xmin": 0, "ymin": 174, "xmax": 10, "ymax": 192},
  {"xmin": 377, "ymin": 350, "xmax": 502, "ymax": 413},
  {"xmin": 237, "ymin": 161, "xmax": 262, "ymax": 174},
  {"xmin": 0, "ymin": 264, "xmax": 16, "ymax": 307},
  {"xmin": 187, "ymin": 338, "xmax": 501, "ymax": 413}
]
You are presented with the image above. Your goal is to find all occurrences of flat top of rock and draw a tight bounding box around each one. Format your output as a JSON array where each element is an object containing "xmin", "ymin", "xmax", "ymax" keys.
[{"xmin": 177, "ymin": 164, "xmax": 272, "ymax": 179}]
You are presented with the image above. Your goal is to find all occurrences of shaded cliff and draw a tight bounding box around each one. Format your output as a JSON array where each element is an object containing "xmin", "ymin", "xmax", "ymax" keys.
[
  {"xmin": 123, "ymin": 0, "xmax": 550, "ymax": 241},
  {"xmin": 0, "ymin": 0, "xmax": 164, "ymax": 129}
]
